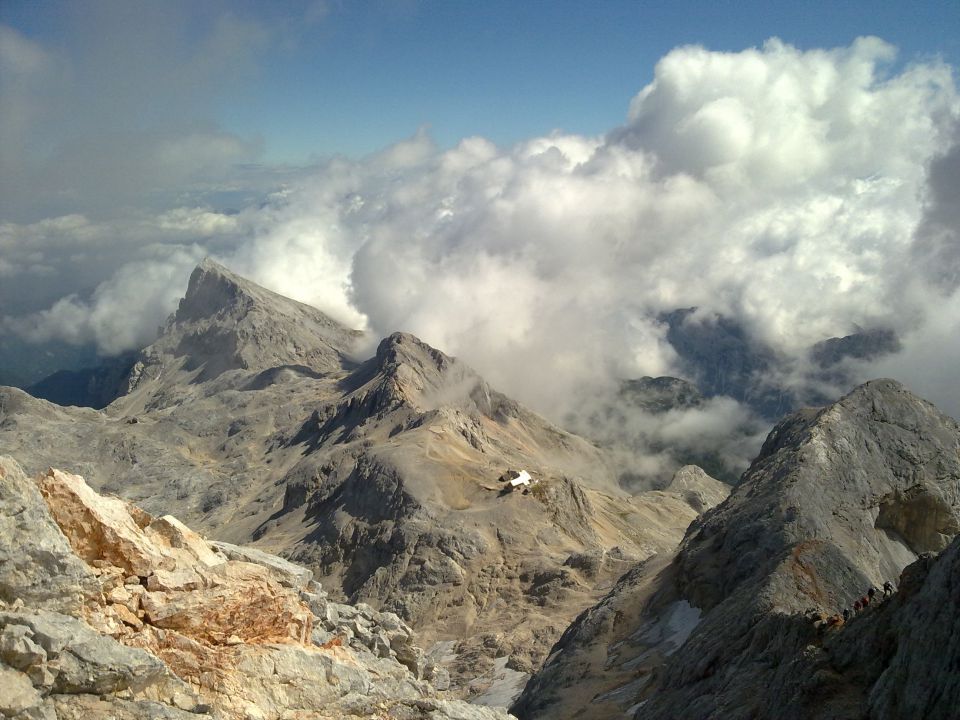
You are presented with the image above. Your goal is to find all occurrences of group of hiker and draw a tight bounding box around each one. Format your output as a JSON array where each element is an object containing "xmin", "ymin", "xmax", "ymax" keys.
[
  {"xmin": 844, "ymin": 580, "xmax": 895, "ymax": 619},
  {"xmin": 818, "ymin": 580, "xmax": 896, "ymax": 631}
]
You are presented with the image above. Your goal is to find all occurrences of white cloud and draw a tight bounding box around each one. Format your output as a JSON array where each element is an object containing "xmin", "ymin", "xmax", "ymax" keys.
[
  {"xmin": 4, "ymin": 36, "xmax": 960, "ymax": 452},
  {"xmin": 7, "ymin": 248, "xmax": 206, "ymax": 356}
]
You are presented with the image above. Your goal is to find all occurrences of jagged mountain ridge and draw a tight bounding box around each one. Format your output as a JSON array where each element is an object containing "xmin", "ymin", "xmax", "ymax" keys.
[
  {"xmin": 114, "ymin": 259, "xmax": 364, "ymax": 413},
  {"xmin": 0, "ymin": 260, "xmax": 727, "ymax": 703},
  {"xmin": 0, "ymin": 456, "xmax": 512, "ymax": 719},
  {"xmin": 513, "ymin": 379, "xmax": 960, "ymax": 719}
]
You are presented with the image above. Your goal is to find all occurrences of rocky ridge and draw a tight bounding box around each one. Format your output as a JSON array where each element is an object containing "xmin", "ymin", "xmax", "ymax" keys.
[
  {"xmin": 513, "ymin": 379, "xmax": 960, "ymax": 719},
  {"xmin": 0, "ymin": 455, "xmax": 510, "ymax": 719},
  {"xmin": 0, "ymin": 260, "xmax": 730, "ymax": 700}
]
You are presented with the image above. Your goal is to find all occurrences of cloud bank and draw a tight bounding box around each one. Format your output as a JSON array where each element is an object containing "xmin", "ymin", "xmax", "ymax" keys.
[{"xmin": 3, "ymin": 35, "xmax": 960, "ymax": 478}]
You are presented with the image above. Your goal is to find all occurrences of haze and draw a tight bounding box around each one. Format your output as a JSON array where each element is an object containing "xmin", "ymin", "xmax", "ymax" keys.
[{"xmin": 2, "ymin": 0, "xmax": 958, "ymax": 447}]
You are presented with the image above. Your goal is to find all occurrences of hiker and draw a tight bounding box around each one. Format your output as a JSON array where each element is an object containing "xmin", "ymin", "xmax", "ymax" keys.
[
  {"xmin": 883, "ymin": 580, "xmax": 895, "ymax": 597},
  {"xmin": 867, "ymin": 586, "xmax": 876, "ymax": 601},
  {"xmin": 861, "ymin": 594, "xmax": 870, "ymax": 608},
  {"xmin": 842, "ymin": 608, "xmax": 850, "ymax": 622},
  {"xmin": 853, "ymin": 599, "xmax": 862, "ymax": 612}
]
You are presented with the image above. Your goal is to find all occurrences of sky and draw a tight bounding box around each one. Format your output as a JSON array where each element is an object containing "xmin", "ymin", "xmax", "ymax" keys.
[{"xmin": 1, "ymin": 1, "xmax": 960, "ymax": 473}]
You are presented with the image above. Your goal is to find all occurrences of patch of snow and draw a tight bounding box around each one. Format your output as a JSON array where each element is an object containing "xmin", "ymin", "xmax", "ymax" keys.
[
  {"xmin": 630, "ymin": 599, "xmax": 702, "ymax": 664},
  {"xmin": 469, "ymin": 656, "xmax": 530, "ymax": 709},
  {"xmin": 663, "ymin": 599, "xmax": 701, "ymax": 654}
]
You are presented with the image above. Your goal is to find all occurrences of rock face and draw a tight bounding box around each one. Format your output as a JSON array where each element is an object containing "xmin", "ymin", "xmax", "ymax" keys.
[
  {"xmin": 0, "ymin": 260, "xmax": 716, "ymax": 700},
  {"xmin": 24, "ymin": 352, "xmax": 138, "ymax": 410},
  {"xmin": 513, "ymin": 379, "xmax": 960, "ymax": 720},
  {"xmin": 115, "ymin": 258, "xmax": 364, "ymax": 411},
  {"xmin": 618, "ymin": 377, "xmax": 704, "ymax": 415},
  {"xmin": 0, "ymin": 456, "xmax": 513, "ymax": 719}
]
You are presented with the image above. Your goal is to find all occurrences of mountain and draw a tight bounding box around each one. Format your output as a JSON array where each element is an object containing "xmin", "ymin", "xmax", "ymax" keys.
[
  {"xmin": 658, "ymin": 308, "xmax": 902, "ymax": 421},
  {"xmin": 0, "ymin": 260, "xmax": 726, "ymax": 704},
  {"xmin": 512, "ymin": 379, "xmax": 960, "ymax": 719},
  {"xmin": 659, "ymin": 308, "xmax": 795, "ymax": 419},
  {"xmin": 809, "ymin": 328, "xmax": 900, "ymax": 368},
  {"xmin": 113, "ymin": 258, "xmax": 364, "ymax": 412},
  {"xmin": 0, "ymin": 455, "xmax": 511, "ymax": 719},
  {"xmin": 25, "ymin": 352, "xmax": 138, "ymax": 409}
]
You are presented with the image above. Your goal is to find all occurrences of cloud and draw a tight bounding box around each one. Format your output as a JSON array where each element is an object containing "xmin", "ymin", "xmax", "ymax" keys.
[
  {"xmin": 4, "ymin": 36, "xmax": 960, "ymax": 473},
  {"xmin": 5, "ymin": 247, "xmax": 206, "ymax": 356},
  {"xmin": 0, "ymin": 2, "xmax": 287, "ymax": 222}
]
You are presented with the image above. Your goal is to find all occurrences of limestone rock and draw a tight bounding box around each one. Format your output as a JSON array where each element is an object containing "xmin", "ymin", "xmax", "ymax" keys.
[
  {"xmin": 513, "ymin": 379, "xmax": 960, "ymax": 720},
  {"xmin": 0, "ymin": 458, "xmax": 97, "ymax": 613},
  {"xmin": 209, "ymin": 540, "xmax": 313, "ymax": 589},
  {"xmin": 0, "ymin": 456, "xmax": 517, "ymax": 719}
]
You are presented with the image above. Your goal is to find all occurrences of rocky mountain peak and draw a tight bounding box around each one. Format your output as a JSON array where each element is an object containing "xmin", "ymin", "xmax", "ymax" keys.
[
  {"xmin": 350, "ymin": 331, "xmax": 498, "ymax": 417},
  {"xmin": 375, "ymin": 331, "xmax": 453, "ymax": 374},
  {"xmin": 175, "ymin": 258, "xmax": 256, "ymax": 323},
  {"xmin": 113, "ymin": 261, "xmax": 364, "ymax": 408},
  {"xmin": 513, "ymin": 379, "xmax": 960, "ymax": 720}
]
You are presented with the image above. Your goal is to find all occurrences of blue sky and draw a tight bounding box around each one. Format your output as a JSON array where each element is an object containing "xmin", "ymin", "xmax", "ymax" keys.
[
  {"xmin": 4, "ymin": 0, "xmax": 958, "ymax": 162},
  {"xmin": 2, "ymin": 0, "xmax": 960, "ymax": 421}
]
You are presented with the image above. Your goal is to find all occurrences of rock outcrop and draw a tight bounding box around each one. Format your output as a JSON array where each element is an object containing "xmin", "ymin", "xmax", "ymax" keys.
[
  {"xmin": 1, "ymin": 262, "xmax": 719, "ymax": 699},
  {"xmin": 513, "ymin": 379, "xmax": 960, "ymax": 719},
  {"xmin": 0, "ymin": 456, "xmax": 512, "ymax": 719}
]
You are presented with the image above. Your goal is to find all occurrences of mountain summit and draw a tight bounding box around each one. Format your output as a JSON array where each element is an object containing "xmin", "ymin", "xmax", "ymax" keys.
[
  {"xmin": 112, "ymin": 259, "xmax": 363, "ymax": 412},
  {"xmin": 514, "ymin": 379, "xmax": 960, "ymax": 720}
]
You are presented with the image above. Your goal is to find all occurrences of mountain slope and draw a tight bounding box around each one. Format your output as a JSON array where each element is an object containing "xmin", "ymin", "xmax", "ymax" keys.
[
  {"xmin": 0, "ymin": 260, "xmax": 725, "ymax": 702},
  {"xmin": 513, "ymin": 379, "xmax": 960, "ymax": 719}
]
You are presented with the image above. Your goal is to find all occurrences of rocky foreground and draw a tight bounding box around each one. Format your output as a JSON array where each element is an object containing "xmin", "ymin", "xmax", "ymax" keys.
[
  {"xmin": 0, "ymin": 456, "xmax": 512, "ymax": 719},
  {"xmin": 513, "ymin": 379, "xmax": 960, "ymax": 720}
]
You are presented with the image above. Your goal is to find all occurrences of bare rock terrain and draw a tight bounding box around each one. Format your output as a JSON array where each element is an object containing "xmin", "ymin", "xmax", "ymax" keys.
[
  {"xmin": 0, "ymin": 455, "xmax": 512, "ymax": 719},
  {"xmin": 0, "ymin": 260, "xmax": 726, "ymax": 701},
  {"xmin": 513, "ymin": 379, "xmax": 960, "ymax": 720}
]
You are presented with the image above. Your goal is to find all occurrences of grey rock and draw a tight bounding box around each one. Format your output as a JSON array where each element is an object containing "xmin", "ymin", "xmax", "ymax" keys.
[
  {"xmin": 0, "ymin": 610, "xmax": 170, "ymax": 696},
  {"xmin": 0, "ymin": 624, "xmax": 47, "ymax": 669},
  {"xmin": 209, "ymin": 540, "xmax": 314, "ymax": 589},
  {"xmin": 0, "ymin": 457, "xmax": 97, "ymax": 613},
  {"xmin": 0, "ymin": 663, "xmax": 42, "ymax": 716},
  {"xmin": 514, "ymin": 379, "xmax": 960, "ymax": 720}
]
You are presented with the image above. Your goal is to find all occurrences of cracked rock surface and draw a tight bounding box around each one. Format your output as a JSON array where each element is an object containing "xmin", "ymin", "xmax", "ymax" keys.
[
  {"xmin": 0, "ymin": 455, "xmax": 513, "ymax": 719},
  {"xmin": 513, "ymin": 379, "xmax": 960, "ymax": 720}
]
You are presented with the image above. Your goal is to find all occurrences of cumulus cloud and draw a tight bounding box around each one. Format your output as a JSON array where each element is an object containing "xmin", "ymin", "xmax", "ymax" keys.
[
  {"xmin": 5, "ymin": 247, "xmax": 206, "ymax": 356},
  {"xmin": 4, "ymin": 36, "xmax": 960, "ymax": 479},
  {"xmin": 0, "ymin": 1, "xmax": 287, "ymax": 222}
]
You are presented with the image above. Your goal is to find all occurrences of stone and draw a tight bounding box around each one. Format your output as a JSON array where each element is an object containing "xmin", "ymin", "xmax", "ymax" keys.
[
  {"xmin": 0, "ymin": 458, "xmax": 97, "ymax": 613},
  {"xmin": 34, "ymin": 467, "xmax": 168, "ymax": 577},
  {"xmin": 0, "ymin": 623, "xmax": 47, "ymax": 669},
  {"xmin": 0, "ymin": 664, "xmax": 42, "ymax": 715},
  {"xmin": 209, "ymin": 541, "xmax": 313, "ymax": 589}
]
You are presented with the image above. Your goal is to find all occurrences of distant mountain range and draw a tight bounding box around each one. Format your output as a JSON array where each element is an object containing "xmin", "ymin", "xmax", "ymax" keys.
[
  {"xmin": 0, "ymin": 260, "xmax": 728, "ymax": 700},
  {"xmin": 1, "ymin": 260, "xmax": 957, "ymax": 719}
]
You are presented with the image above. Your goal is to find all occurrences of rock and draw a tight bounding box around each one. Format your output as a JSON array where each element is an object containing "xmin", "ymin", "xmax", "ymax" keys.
[
  {"xmin": 0, "ymin": 623, "xmax": 47, "ymax": 668},
  {"xmin": 209, "ymin": 540, "xmax": 313, "ymax": 589},
  {"xmin": 33, "ymin": 467, "xmax": 169, "ymax": 577},
  {"xmin": 0, "ymin": 458, "xmax": 97, "ymax": 613},
  {"xmin": 514, "ymin": 379, "xmax": 960, "ymax": 720},
  {"xmin": 0, "ymin": 457, "xmax": 518, "ymax": 719},
  {"xmin": 0, "ymin": 664, "xmax": 42, "ymax": 716}
]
